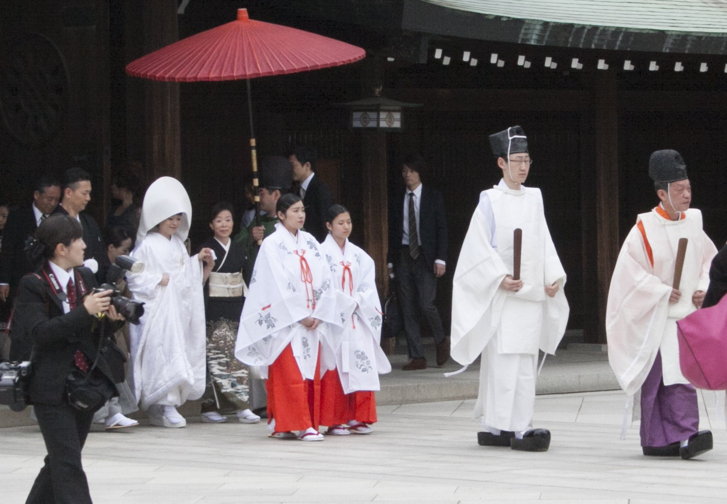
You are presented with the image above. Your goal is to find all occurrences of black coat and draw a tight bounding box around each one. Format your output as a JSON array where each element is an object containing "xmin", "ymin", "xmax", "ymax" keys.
[
  {"xmin": 12, "ymin": 266, "xmax": 124, "ymax": 405},
  {"xmin": 53, "ymin": 206, "xmax": 107, "ymax": 269},
  {"xmin": 302, "ymin": 174, "xmax": 333, "ymax": 243},
  {"xmin": 703, "ymin": 244, "xmax": 727, "ymax": 308},
  {"xmin": 0, "ymin": 205, "xmax": 37, "ymax": 290},
  {"xmin": 387, "ymin": 185, "xmax": 448, "ymax": 270}
]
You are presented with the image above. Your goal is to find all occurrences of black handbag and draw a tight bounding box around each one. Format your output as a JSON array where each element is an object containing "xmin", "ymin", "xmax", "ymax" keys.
[
  {"xmin": 0, "ymin": 361, "xmax": 32, "ymax": 411},
  {"xmin": 65, "ymin": 367, "xmax": 115, "ymax": 412}
]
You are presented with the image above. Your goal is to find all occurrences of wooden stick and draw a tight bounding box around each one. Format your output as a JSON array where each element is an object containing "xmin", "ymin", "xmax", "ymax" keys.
[
  {"xmin": 513, "ymin": 228, "xmax": 522, "ymax": 280},
  {"xmin": 673, "ymin": 237, "xmax": 688, "ymax": 289}
]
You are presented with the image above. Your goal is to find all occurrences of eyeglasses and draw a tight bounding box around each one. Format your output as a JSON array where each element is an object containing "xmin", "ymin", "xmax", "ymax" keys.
[{"xmin": 508, "ymin": 158, "xmax": 533, "ymax": 166}]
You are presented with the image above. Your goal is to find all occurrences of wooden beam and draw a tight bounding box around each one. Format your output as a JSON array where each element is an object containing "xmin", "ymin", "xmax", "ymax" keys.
[
  {"xmin": 593, "ymin": 71, "xmax": 620, "ymax": 344},
  {"xmin": 360, "ymin": 130, "xmax": 390, "ymax": 297},
  {"xmin": 142, "ymin": 0, "xmax": 181, "ymax": 181}
]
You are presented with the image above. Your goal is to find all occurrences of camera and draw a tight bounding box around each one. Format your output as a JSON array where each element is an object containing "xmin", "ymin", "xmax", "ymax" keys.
[
  {"xmin": 94, "ymin": 254, "xmax": 145, "ymax": 324},
  {"xmin": 0, "ymin": 361, "xmax": 32, "ymax": 411}
]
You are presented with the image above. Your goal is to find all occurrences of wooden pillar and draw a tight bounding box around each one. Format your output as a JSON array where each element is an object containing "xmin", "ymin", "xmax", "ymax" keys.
[
  {"xmin": 593, "ymin": 71, "xmax": 620, "ymax": 343},
  {"xmin": 142, "ymin": 0, "xmax": 181, "ymax": 181},
  {"xmin": 360, "ymin": 130, "xmax": 389, "ymax": 296}
]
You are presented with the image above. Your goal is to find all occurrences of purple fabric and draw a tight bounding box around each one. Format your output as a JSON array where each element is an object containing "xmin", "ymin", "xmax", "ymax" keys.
[{"xmin": 640, "ymin": 352, "xmax": 699, "ymax": 447}]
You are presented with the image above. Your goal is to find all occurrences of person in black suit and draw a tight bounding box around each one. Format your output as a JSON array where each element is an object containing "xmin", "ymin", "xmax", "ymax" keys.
[
  {"xmin": 0, "ymin": 177, "xmax": 62, "ymax": 360},
  {"xmin": 387, "ymin": 154, "xmax": 449, "ymax": 370},
  {"xmin": 53, "ymin": 168, "xmax": 107, "ymax": 277},
  {"xmin": 13, "ymin": 214, "xmax": 125, "ymax": 504},
  {"xmin": 289, "ymin": 146, "xmax": 333, "ymax": 242},
  {"xmin": 0, "ymin": 177, "xmax": 62, "ymax": 305}
]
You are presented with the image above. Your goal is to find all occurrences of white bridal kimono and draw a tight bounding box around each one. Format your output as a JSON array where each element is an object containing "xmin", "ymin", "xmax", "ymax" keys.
[
  {"xmin": 126, "ymin": 176, "xmax": 207, "ymax": 410},
  {"xmin": 235, "ymin": 225, "xmax": 353, "ymax": 379},
  {"xmin": 451, "ymin": 181, "xmax": 569, "ymax": 430},
  {"xmin": 607, "ymin": 207, "xmax": 716, "ymax": 396},
  {"xmin": 320, "ymin": 234, "xmax": 391, "ymax": 393}
]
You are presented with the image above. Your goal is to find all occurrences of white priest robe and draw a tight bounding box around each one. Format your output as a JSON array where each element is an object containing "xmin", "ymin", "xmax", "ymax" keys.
[
  {"xmin": 320, "ymin": 235, "xmax": 391, "ymax": 393},
  {"xmin": 451, "ymin": 181, "xmax": 569, "ymax": 430},
  {"xmin": 235, "ymin": 225, "xmax": 354, "ymax": 379},
  {"xmin": 606, "ymin": 207, "xmax": 716, "ymax": 396},
  {"xmin": 127, "ymin": 232, "xmax": 207, "ymax": 410}
]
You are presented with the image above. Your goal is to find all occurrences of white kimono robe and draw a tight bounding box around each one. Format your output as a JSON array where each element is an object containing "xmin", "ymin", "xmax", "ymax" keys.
[
  {"xmin": 320, "ymin": 235, "xmax": 391, "ymax": 393},
  {"xmin": 127, "ymin": 232, "xmax": 206, "ymax": 410},
  {"xmin": 607, "ymin": 207, "xmax": 716, "ymax": 396},
  {"xmin": 235, "ymin": 225, "xmax": 353, "ymax": 380},
  {"xmin": 451, "ymin": 181, "xmax": 569, "ymax": 429}
]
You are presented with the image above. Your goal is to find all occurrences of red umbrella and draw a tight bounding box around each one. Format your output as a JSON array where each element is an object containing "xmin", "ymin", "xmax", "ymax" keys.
[{"xmin": 125, "ymin": 8, "xmax": 365, "ymax": 204}]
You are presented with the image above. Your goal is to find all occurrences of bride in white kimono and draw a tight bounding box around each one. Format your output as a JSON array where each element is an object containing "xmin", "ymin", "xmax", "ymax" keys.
[
  {"xmin": 127, "ymin": 177, "xmax": 213, "ymax": 428},
  {"xmin": 319, "ymin": 204, "xmax": 391, "ymax": 435},
  {"xmin": 235, "ymin": 193, "xmax": 353, "ymax": 441}
]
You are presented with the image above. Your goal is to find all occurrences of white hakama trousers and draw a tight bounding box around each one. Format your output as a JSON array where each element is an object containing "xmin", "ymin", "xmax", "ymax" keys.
[{"xmin": 475, "ymin": 335, "xmax": 537, "ymax": 433}]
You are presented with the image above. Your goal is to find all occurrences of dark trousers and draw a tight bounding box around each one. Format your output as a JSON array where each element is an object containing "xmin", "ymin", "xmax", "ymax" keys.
[
  {"xmin": 27, "ymin": 402, "xmax": 95, "ymax": 504},
  {"xmin": 396, "ymin": 249, "xmax": 445, "ymax": 360},
  {"xmin": 640, "ymin": 352, "xmax": 698, "ymax": 448}
]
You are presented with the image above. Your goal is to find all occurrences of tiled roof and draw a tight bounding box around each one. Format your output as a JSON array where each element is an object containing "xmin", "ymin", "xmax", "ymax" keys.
[{"xmin": 422, "ymin": 0, "xmax": 727, "ymax": 33}]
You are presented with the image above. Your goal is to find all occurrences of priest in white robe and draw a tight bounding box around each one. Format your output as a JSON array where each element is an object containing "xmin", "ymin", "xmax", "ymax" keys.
[
  {"xmin": 127, "ymin": 177, "xmax": 213, "ymax": 428},
  {"xmin": 450, "ymin": 125, "xmax": 569, "ymax": 452},
  {"xmin": 606, "ymin": 149, "xmax": 716, "ymax": 459}
]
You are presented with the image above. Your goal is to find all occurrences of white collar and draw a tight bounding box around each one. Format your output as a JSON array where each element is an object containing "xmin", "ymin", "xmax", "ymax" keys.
[
  {"xmin": 300, "ymin": 172, "xmax": 315, "ymax": 191},
  {"xmin": 496, "ymin": 178, "xmax": 525, "ymax": 196},
  {"xmin": 214, "ymin": 237, "xmax": 231, "ymax": 251},
  {"xmin": 48, "ymin": 261, "xmax": 73, "ymax": 292},
  {"xmin": 407, "ymin": 183, "xmax": 423, "ymax": 198},
  {"xmin": 32, "ymin": 204, "xmax": 44, "ymax": 222}
]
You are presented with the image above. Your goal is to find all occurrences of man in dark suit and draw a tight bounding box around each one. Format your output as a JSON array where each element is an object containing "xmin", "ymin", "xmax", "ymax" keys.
[
  {"xmin": 387, "ymin": 154, "xmax": 449, "ymax": 370},
  {"xmin": 53, "ymin": 168, "xmax": 107, "ymax": 276},
  {"xmin": 289, "ymin": 145, "xmax": 333, "ymax": 242},
  {"xmin": 0, "ymin": 176, "xmax": 61, "ymax": 309}
]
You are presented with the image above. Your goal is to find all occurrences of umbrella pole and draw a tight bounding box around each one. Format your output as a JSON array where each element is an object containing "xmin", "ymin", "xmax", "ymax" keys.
[{"xmin": 246, "ymin": 79, "xmax": 262, "ymax": 241}]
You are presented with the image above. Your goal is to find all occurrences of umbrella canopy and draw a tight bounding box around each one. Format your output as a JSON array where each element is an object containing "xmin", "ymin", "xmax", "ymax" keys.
[{"xmin": 125, "ymin": 8, "xmax": 366, "ymax": 82}]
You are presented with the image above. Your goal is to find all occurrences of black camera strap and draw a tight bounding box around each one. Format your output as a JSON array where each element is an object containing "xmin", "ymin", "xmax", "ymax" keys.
[{"xmin": 39, "ymin": 263, "xmax": 101, "ymax": 376}]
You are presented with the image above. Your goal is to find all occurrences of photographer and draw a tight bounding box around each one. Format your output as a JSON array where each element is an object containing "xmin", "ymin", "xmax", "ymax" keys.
[{"xmin": 13, "ymin": 214, "xmax": 125, "ymax": 504}]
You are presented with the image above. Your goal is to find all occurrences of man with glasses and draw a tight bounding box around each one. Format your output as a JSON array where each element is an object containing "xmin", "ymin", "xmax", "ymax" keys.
[
  {"xmin": 606, "ymin": 149, "xmax": 716, "ymax": 459},
  {"xmin": 450, "ymin": 125, "xmax": 569, "ymax": 452}
]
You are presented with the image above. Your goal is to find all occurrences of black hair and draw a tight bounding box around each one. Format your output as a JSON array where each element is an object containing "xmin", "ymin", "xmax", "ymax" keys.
[
  {"xmin": 325, "ymin": 204, "xmax": 349, "ymax": 224},
  {"xmin": 209, "ymin": 201, "xmax": 235, "ymax": 223},
  {"xmin": 104, "ymin": 225, "xmax": 133, "ymax": 249},
  {"xmin": 35, "ymin": 175, "xmax": 62, "ymax": 194},
  {"xmin": 287, "ymin": 145, "xmax": 317, "ymax": 172},
  {"xmin": 111, "ymin": 171, "xmax": 140, "ymax": 195},
  {"xmin": 276, "ymin": 193, "xmax": 302, "ymax": 215},
  {"xmin": 63, "ymin": 167, "xmax": 91, "ymax": 191},
  {"xmin": 402, "ymin": 153, "xmax": 426, "ymax": 177},
  {"xmin": 28, "ymin": 214, "xmax": 83, "ymax": 266}
]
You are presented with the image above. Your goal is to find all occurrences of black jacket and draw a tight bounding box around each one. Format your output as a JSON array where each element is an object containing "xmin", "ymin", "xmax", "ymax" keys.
[
  {"xmin": 12, "ymin": 266, "xmax": 125, "ymax": 405},
  {"xmin": 387, "ymin": 185, "xmax": 448, "ymax": 269},
  {"xmin": 53, "ymin": 206, "xmax": 107, "ymax": 267},
  {"xmin": 0, "ymin": 205, "xmax": 37, "ymax": 290},
  {"xmin": 302, "ymin": 174, "xmax": 333, "ymax": 243}
]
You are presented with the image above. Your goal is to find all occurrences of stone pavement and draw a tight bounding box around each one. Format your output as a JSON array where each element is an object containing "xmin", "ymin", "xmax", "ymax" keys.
[{"xmin": 3, "ymin": 389, "xmax": 727, "ymax": 503}]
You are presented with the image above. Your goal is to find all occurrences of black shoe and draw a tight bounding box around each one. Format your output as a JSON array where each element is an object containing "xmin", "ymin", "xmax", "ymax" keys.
[
  {"xmin": 680, "ymin": 430, "xmax": 713, "ymax": 460},
  {"xmin": 642, "ymin": 442, "xmax": 680, "ymax": 457},
  {"xmin": 510, "ymin": 429, "xmax": 551, "ymax": 452},
  {"xmin": 402, "ymin": 358, "xmax": 427, "ymax": 371},
  {"xmin": 436, "ymin": 337, "xmax": 450, "ymax": 367},
  {"xmin": 477, "ymin": 430, "xmax": 514, "ymax": 447}
]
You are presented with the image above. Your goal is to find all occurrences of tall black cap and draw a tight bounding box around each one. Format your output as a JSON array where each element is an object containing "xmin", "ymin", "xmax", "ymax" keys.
[
  {"xmin": 649, "ymin": 149, "xmax": 688, "ymax": 183},
  {"xmin": 489, "ymin": 125, "xmax": 528, "ymax": 159},
  {"xmin": 260, "ymin": 155, "xmax": 293, "ymax": 191}
]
